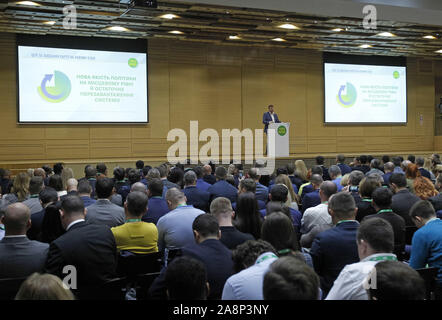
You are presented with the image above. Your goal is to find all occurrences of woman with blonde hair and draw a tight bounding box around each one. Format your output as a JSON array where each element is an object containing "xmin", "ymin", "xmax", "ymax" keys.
[
  {"xmin": 414, "ymin": 176, "xmax": 438, "ymax": 200},
  {"xmin": 4, "ymin": 172, "xmax": 30, "ymax": 203},
  {"xmin": 61, "ymin": 167, "xmax": 74, "ymax": 191},
  {"xmin": 294, "ymin": 160, "xmax": 308, "ymax": 183},
  {"xmin": 274, "ymin": 174, "xmax": 300, "ymax": 210},
  {"xmin": 15, "ymin": 273, "xmax": 75, "ymax": 300}
]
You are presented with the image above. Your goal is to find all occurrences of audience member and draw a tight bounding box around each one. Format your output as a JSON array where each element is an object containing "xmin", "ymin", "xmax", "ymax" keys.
[
  {"xmin": 428, "ymin": 174, "xmax": 442, "ymax": 211},
  {"xmin": 352, "ymin": 155, "xmax": 370, "ymax": 174},
  {"xmin": 40, "ymin": 201, "xmax": 65, "ymax": 244},
  {"xmin": 4, "ymin": 172, "xmax": 30, "ymax": 203},
  {"xmin": 222, "ymin": 240, "xmax": 277, "ymax": 300},
  {"xmin": 310, "ymin": 192, "xmax": 360, "ymax": 297},
  {"xmin": 45, "ymin": 195, "xmax": 117, "ymax": 291},
  {"xmin": 210, "ymin": 197, "xmax": 254, "ymax": 249},
  {"xmin": 142, "ymin": 178, "xmax": 169, "ymax": 224},
  {"xmin": 248, "ymin": 168, "xmax": 269, "ymax": 202},
  {"xmin": 414, "ymin": 176, "xmax": 438, "ymax": 200},
  {"xmin": 233, "ymin": 178, "xmax": 266, "ymax": 210},
  {"xmin": 15, "ymin": 273, "xmax": 75, "ymax": 300},
  {"xmin": 315, "ymin": 156, "xmax": 330, "ymax": 181},
  {"xmin": 286, "ymin": 162, "xmax": 303, "ymax": 190},
  {"xmin": 301, "ymin": 174, "xmax": 323, "ymax": 213},
  {"xmin": 208, "ymin": 166, "xmax": 238, "ymax": 204},
  {"xmin": 416, "ymin": 157, "xmax": 431, "ymax": 179},
  {"xmin": 392, "ymin": 157, "xmax": 404, "ymax": 174},
  {"xmin": 80, "ymin": 165, "xmax": 97, "ymax": 199},
  {"xmin": 22, "ymin": 176, "xmax": 44, "ymax": 214},
  {"xmin": 84, "ymin": 177, "xmax": 124, "ymax": 227},
  {"xmin": 48, "ymin": 174, "xmax": 65, "ymax": 198},
  {"xmin": 355, "ymin": 176, "xmax": 380, "ymax": 221},
  {"xmin": 234, "ymin": 192, "xmax": 262, "ymax": 240},
  {"xmin": 274, "ymin": 174, "xmax": 299, "ymax": 209},
  {"xmin": 336, "ymin": 154, "xmax": 352, "ymax": 176},
  {"xmin": 390, "ymin": 172, "xmax": 420, "ymax": 226},
  {"xmin": 77, "ymin": 180, "xmax": 96, "ymax": 207},
  {"xmin": 409, "ymin": 200, "xmax": 442, "ymax": 299},
  {"xmin": 158, "ymin": 164, "xmax": 180, "ymax": 190},
  {"xmin": 193, "ymin": 166, "xmax": 211, "ymax": 192},
  {"xmin": 183, "ymin": 170, "xmax": 210, "ymax": 212},
  {"xmin": 96, "ymin": 163, "xmax": 107, "ymax": 177},
  {"xmin": 61, "ymin": 168, "xmax": 74, "ymax": 192},
  {"xmin": 263, "ymin": 256, "xmax": 320, "ymax": 300},
  {"xmin": 294, "ymin": 160, "xmax": 309, "ymax": 183},
  {"xmin": 382, "ymin": 162, "xmax": 395, "ymax": 185},
  {"xmin": 202, "ymin": 164, "xmax": 216, "ymax": 185},
  {"xmin": 366, "ymin": 159, "xmax": 384, "ymax": 177},
  {"xmin": 27, "ymin": 187, "xmax": 59, "ymax": 241},
  {"xmin": 299, "ymin": 166, "xmax": 323, "ymax": 199},
  {"xmin": 0, "ymin": 203, "xmax": 49, "ymax": 278},
  {"xmin": 156, "ymin": 188, "xmax": 204, "ymax": 252},
  {"xmin": 329, "ymin": 165, "xmax": 343, "ymax": 192}
]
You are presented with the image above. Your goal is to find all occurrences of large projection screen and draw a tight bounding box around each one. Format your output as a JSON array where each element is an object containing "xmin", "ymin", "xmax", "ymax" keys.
[
  {"xmin": 323, "ymin": 54, "xmax": 407, "ymax": 124},
  {"xmin": 17, "ymin": 36, "xmax": 148, "ymax": 124}
]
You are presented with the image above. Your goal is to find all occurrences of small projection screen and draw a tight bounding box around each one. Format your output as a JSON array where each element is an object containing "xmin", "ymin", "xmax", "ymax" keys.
[
  {"xmin": 17, "ymin": 35, "xmax": 148, "ymax": 123},
  {"xmin": 323, "ymin": 53, "xmax": 407, "ymax": 124}
]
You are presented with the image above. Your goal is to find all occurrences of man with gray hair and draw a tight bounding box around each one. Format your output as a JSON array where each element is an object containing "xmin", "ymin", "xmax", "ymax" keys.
[
  {"xmin": 366, "ymin": 159, "xmax": 384, "ymax": 177},
  {"xmin": 210, "ymin": 197, "xmax": 253, "ymax": 249},
  {"xmin": 0, "ymin": 203, "xmax": 49, "ymax": 278},
  {"xmin": 247, "ymin": 167, "xmax": 268, "ymax": 203},
  {"xmin": 183, "ymin": 170, "xmax": 210, "ymax": 212},
  {"xmin": 328, "ymin": 165, "xmax": 343, "ymax": 192},
  {"xmin": 301, "ymin": 174, "xmax": 323, "ymax": 213},
  {"xmin": 382, "ymin": 162, "xmax": 395, "ymax": 186},
  {"xmin": 23, "ymin": 176, "xmax": 44, "ymax": 214},
  {"xmin": 156, "ymin": 188, "xmax": 205, "ymax": 253}
]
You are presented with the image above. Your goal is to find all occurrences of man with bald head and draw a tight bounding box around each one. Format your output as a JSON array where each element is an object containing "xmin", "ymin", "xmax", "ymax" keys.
[
  {"xmin": 202, "ymin": 164, "xmax": 216, "ymax": 185},
  {"xmin": 131, "ymin": 182, "xmax": 147, "ymax": 194},
  {"xmin": 300, "ymin": 181, "xmax": 337, "ymax": 248},
  {"xmin": 0, "ymin": 203, "xmax": 49, "ymax": 278}
]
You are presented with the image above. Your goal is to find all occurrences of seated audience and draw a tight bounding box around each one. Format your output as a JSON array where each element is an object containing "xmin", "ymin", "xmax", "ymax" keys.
[
  {"xmin": 183, "ymin": 170, "xmax": 210, "ymax": 212},
  {"xmin": 113, "ymin": 167, "xmax": 128, "ymax": 191},
  {"xmin": 352, "ymin": 155, "xmax": 370, "ymax": 174},
  {"xmin": 210, "ymin": 197, "xmax": 254, "ymax": 249},
  {"xmin": 96, "ymin": 163, "xmax": 107, "ymax": 178},
  {"xmin": 294, "ymin": 160, "xmax": 309, "ymax": 184},
  {"xmin": 27, "ymin": 187, "xmax": 59, "ymax": 241},
  {"xmin": 345, "ymin": 170, "xmax": 364, "ymax": 204},
  {"xmin": 329, "ymin": 165, "xmax": 343, "ymax": 192},
  {"xmin": 405, "ymin": 163, "xmax": 420, "ymax": 194},
  {"xmin": 326, "ymin": 217, "xmax": 396, "ymax": 300},
  {"xmin": 208, "ymin": 166, "xmax": 238, "ymax": 204},
  {"xmin": 392, "ymin": 157, "xmax": 404, "ymax": 174},
  {"xmin": 301, "ymin": 174, "xmax": 323, "ymax": 213},
  {"xmin": 390, "ymin": 172, "xmax": 420, "ymax": 226},
  {"xmin": 247, "ymin": 168, "xmax": 269, "ymax": 203},
  {"xmin": 142, "ymin": 178, "xmax": 169, "ymax": 224},
  {"xmin": 273, "ymin": 174, "xmax": 299, "ymax": 209},
  {"xmin": 65, "ymin": 178, "xmax": 78, "ymax": 197},
  {"xmin": 315, "ymin": 156, "xmax": 330, "ymax": 181},
  {"xmin": 85, "ymin": 177, "xmax": 125, "ymax": 227},
  {"xmin": 111, "ymin": 191, "xmax": 158, "ymax": 254},
  {"xmin": 48, "ymin": 174, "xmax": 65, "ymax": 198},
  {"xmin": 0, "ymin": 168, "xmax": 12, "ymax": 196},
  {"xmin": 428, "ymin": 174, "xmax": 442, "ymax": 211},
  {"xmin": 202, "ymin": 164, "xmax": 216, "ymax": 185},
  {"xmin": 45, "ymin": 195, "xmax": 117, "ymax": 290},
  {"xmin": 40, "ymin": 201, "xmax": 65, "ymax": 244},
  {"xmin": 367, "ymin": 260, "xmax": 425, "ymax": 300},
  {"xmin": 355, "ymin": 176, "xmax": 380, "ymax": 221},
  {"xmin": 263, "ymin": 256, "xmax": 320, "ymax": 300},
  {"xmin": 364, "ymin": 187, "xmax": 405, "ymax": 259},
  {"xmin": 22, "ymin": 176, "xmax": 44, "ymax": 214},
  {"xmin": 77, "ymin": 180, "xmax": 96, "ymax": 207},
  {"xmin": 165, "ymin": 256, "xmax": 208, "ymax": 300},
  {"xmin": 192, "ymin": 166, "xmax": 211, "ymax": 192},
  {"xmin": 336, "ymin": 154, "xmax": 352, "ymax": 176},
  {"xmin": 310, "ymin": 192, "xmax": 360, "ymax": 297},
  {"xmin": 0, "ymin": 203, "xmax": 49, "ymax": 279},
  {"xmin": 233, "ymin": 178, "xmax": 266, "ymax": 211},
  {"xmin": 15, "ymin": 273, "xmax": 75, "ymax": 300},
  {"xmin": 168, "ymin": 166, "xmax": 185, "ymax": 189},
  {"xmin": 409, "ymin": 200, "xmax": 442, "ymax": 299},
  {"xmin": 222, "ymin": 240, "xmax": 277, "ymax": 300},
  {"xmin": 286, "ymin": 162, "xmax": 303, "ymax": 190},
  {"xmin": 156, "ymin": 188, "xmax": 204, "ymax": 252},
  {"xmin": 299, "ymin": 166, "xmax": 323, "ymax": 199},
  {"xmin": 414, "ymin": 176, "xmax": 438, "ymax": 200},
  {"xmin": 382, "ymin": 162, "xmax": 395, "ymax": 186},
  {"xmin": 366, "ymin": 159, "xmax": 384, "ymax": 177},
  {"xmin": 4, "ymin": 172, "xmax": 30, "ymax": 204},
  {"xmin": 416, "ymin": 157, "xmax": 431, "ymax": 179},
  {"xmin": 234, "ymin": 192, "xmax": 262, "ymax": 240},
  {"xmin": 61, "ymin": 168, "xmax": 75, "ymax": 193},
  {"xmin": 300, "ymin": 181, "xmax": 337, "ymax": 249},
  {"xmin": 158, "ymin": 164, "xmax": 180, "ymax": 190},
  {"xmin": 79, "ymin": 165, "xmax": 97, "ymax": 199}
]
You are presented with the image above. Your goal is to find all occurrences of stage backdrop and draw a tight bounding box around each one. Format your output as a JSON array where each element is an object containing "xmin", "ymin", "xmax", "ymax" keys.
[{"xmin": 0, "ymin": 32, "xmax": 438, "ymax": 167}]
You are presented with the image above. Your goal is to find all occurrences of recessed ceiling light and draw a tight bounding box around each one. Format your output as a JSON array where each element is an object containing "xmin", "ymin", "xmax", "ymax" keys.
[
  {"xmin": 278, "ymin": 23, "xmax": 299, "ymax": 30},
  {"xmin": 168, "ymin": 30, "xmax": 184, "ymax": 34},
  {"xmin": 43, "ymin": 21, "xmax": 56, "ymax": 25},
  {"xmin": 106, "ymin": 26, "xmax": 130, "ymax": 32},
  {"xmin": 359, "ymin": 44, "xmax": 372, "ymax": 48},
  {"xmin": 377, "ymin": 32, "xmax": 396, "ymax": 37},
  {"xmin": 159, "ymin": 14, "xmax": 178, "ymax": 19},
  {"xmin": 228, "ymin": 35, "xmax": 241, "ymax": 40},
  {"xmin": 423, "ymin": 35, "xmax": 436, "ymax": 39},
  {"xmin": 16, "ymin": 1, "xmax": 41, "ymax": 5},
  {"xmin": 436, "ymin": 49, "xmax": 442, "ymax": 54},
  {"xmin": 332, "ymin": 28, "xmax": 343, "ymax": 32},
  {"xmin": 272, "ymin": 38, "xmax": 286, "ymax": 42}
]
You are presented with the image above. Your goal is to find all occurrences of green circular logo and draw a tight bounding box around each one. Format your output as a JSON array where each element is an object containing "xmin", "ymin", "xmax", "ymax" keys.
[
  {"xmin": 393, "ymin": 71, "xmax": 400, "ymax": 79},
  {"xmin": 128, "ymin": 58, "xmax": 138, "ymax": 68},
  {"xmin": 277, "ymin": 125, "xmax": 287, "ymax": 136}
]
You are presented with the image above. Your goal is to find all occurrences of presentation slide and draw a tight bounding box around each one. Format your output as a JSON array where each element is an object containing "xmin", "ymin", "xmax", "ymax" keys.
[
  {"xmin": 324, "ymin": 63, "xmax": 407, "ymax": 123},
  {"xmin": 18, "ymin": 46, "xmax": 148, "ymax": 123}
]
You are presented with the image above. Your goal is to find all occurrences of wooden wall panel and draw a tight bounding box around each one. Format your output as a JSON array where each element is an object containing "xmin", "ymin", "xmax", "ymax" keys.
[{"xmin": 0, "ymin": 33, "xmax": 438, "ymax": 167}]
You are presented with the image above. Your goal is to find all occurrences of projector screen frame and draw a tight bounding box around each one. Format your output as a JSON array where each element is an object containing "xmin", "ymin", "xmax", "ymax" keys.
[
  {"xmin": 322, "ymin": 52, "xmax": 408, "ymax": 126},
  {"xmin": 16, "ymin": 34, "xmax": 149, "ymax": 125}
]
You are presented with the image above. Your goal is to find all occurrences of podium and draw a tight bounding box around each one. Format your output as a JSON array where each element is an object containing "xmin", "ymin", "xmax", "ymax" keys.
[{"xmin": 267, "ymin": 122, "xmax": 290, "ymax": 157}]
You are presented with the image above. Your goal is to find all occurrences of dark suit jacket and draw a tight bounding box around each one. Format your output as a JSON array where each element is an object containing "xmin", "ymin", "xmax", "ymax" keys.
[
  {"xmin": 391, "ymin": 189, "xmax": 421, "ymax": 226},
  {"xmin": 208, "ymin": 180, "xmax": 238, "ymax": 204},
  {"xmin": 183, "ymin": 186, "xmax": 210, "ymax": 212},
  {"xmin": 45, "ymin": 221, "xmax": 117, "ymax": 288},
  {"xmin": 219, "ymin": 226, "xmax": 254, "ymax": 250},
  {"xmin": 310, "ymin": 221, "xmax": 360, "ymax": 296},
  {"xmin": 289, "ymin": 175, "xmax": 303, "ymax": 190},
  {"xmin": 319, "ymin": 165, "xmax": 331, "ymax": 181},
  {"xmin": 262, "ymin": 111, "xmax": 281, "ymax": 134},
  {"xmin": 300, "ymin": 183, "xmax": 314, "ymax": 200},
  {"xmin": 301, "ymin": 189, "xmax": 321, "ymax": 213},
  {"xmin": 356, "ymin": 200, "xmax": 376, "ymax": 222},
  {"xmin": 428, "ymin": 193, "xmax": 442, "ymax": 212},
  {"xmin": 352, "ymin": 165, "xmax": 370, "ymax": 175},
  {"xmin": 364, "ymin": 210, "xmax": 406, "ymax": 258},
  {"xmin": 0, "ymin": 236, "xmax": 49, "ymax": 279},
  {"xmin": 162, "ymin": 179, "xmax": 180, "ymax": 190},
  {"xmin": 337, "ymin": 163, "xmax": 352, "ymax": 176},
  {"xmin": 203, "ymin": 174, "xmax": 216, "ymax": 185},
  {"xmin": 418, "ymin": 167, "xmax": 431, "ymax": 180},
  {"xmin": 142, "ymin": 197, "xmax": 170, "ymax": 225},
  {"xmin": 182, "ymin": 239, "xmax": 234, "ymax": 300},
  {"xmin": 27, "ymin": 208, "xmax": 45, "ymax": 240}
]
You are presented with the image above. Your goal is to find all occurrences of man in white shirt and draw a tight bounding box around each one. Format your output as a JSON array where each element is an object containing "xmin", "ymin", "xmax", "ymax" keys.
[
  {"xmin": 326, "ymin": 217, "xmax": 397, "ymax": 300},
  {"xmin": 300, "ymin": 181, "xmax": 336, "ymax": 248}
]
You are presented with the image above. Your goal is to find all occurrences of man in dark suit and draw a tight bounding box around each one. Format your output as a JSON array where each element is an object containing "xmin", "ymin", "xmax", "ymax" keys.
[
  {"xmin": 364, "ymin": 187, "xmax": 405, "ymax": 259},
  {"xmin": 183, "ymin": 171, "xmax": 210, "ymax": 212},
  {"xmin": 27, "ymin": 187, "xmax": 59, "ymax": 241},
  {"xmin": 45, "ymin": 195, "xmax": 117, "ymax": 292},
  {"xmin": 85, "ymin": 177, "xmax": 125, "ymax": 227},
  {"xmin": 310, "ymin": 192, "xmax": 360, "ymax": 297},
  {"xmin": 382, "ymin": 162, "xmax": 395, "ymax": 185},
  {"xmin": 429, "ymin": 174, "xmax": 442, "ymax": 211},
  {"xmin": 416, "ymin": 157, "xmax": 431, "ymax": 180},
  {"xmin": 336, "ymin": 154, "xmax": 352, "ymax": 176},
  {"xmin": 202, "ymin": 164, "xmax": 216, "ymax": 185},
  {"xmin": 351, "ymin": 155, "xmax": 371, "ymax": 175},
  {"xmin": 262, "ymin": 104, "xmax": 281, "ymax": 134},
  {"xmin": 0, "ymin": 203, "xmax": 49, "ymax": 278},
  {"xmin": 78, "ymin": 165, "xmax": 97, "ymax": 199},
  {"xmin": 232, "ymin": 178, "xmax": 266, "ymax": 211},
  {"xmin": 158, "ymin": 164, "xmax": 180, "ymax": 190},
  {"xmin": 208, "ymin": 166, "xmax": 238, "ymax": 204},
  {"xmin": 390, "ymin": 173, "xmax": 420, "ymax": 226},
  {"xmin": 192, "ymin": 166, "xmax": 211, "ymax": 192},
  {"xmin": 301, "ymin": 174, "xmax": 323, "ymax": 213},
  {"xmin": 77, "ymin": 180, "xmax": 96, "ymax": 208},
  {"xmin": 142, "ymin": 178, "xmax": 169, "ymax": 225}
]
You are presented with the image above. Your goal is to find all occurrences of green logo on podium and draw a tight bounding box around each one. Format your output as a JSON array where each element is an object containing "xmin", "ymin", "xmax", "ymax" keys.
[{"xmin": 277, "ymin": 125, "xmax": 287, "ymax": 136}]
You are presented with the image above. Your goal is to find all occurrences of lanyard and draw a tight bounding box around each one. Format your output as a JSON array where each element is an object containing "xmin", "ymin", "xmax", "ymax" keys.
[
  {"xmin": 30, "ymin": 194, "xmax": 39, "ymax": 199},
  {"xmin": 377, "ymin": 209, "xmax": 393, "ymax": 214},
  {"xmin": 368, "ymin": 255, "xmax": 397, "ymax": 262},
  {"xmin": 126, "ymin": 219, "xmax": 141, "ymax": 223},
  {"xmin": 151, "ymin": 196, "xmax": 163, "ymax": 199},
  {"xmin": 362, "ymin": 198, "xmax": 372, "ymax": 202},
  {"xmin": 278, "ymin": 249, "xmax": 291, "ymax": 255},
  {"xmin": 336, "ymin": 220, "xmax": 357, "ymax": 225},
  {"xmin": 255, "ymin": 253, "xmax": 278, "ymax": 265},
  {"xmin": 176, "ymin": 203, "xmax": 188, "ymax": 208},
  {"xmin": 321, "ymin": 201, "xmax": 328, "ymax": 205}
]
